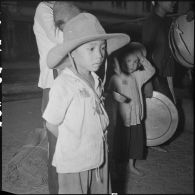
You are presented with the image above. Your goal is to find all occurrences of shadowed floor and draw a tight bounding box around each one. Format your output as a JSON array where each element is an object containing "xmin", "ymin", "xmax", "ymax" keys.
[{"xmin": 2, "ymin": 97, "xmax": 193, "ymax": 194}]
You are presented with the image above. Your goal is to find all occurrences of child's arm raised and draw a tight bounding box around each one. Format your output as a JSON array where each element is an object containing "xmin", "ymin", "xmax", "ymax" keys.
[{"xmin": 135, "ymin": 56, "xmax": 155, "ymax": 85}]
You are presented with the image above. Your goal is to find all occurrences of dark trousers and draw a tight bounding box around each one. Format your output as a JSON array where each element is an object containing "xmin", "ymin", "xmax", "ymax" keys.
[
  {"xmin": 41, "ymin": 69, "xmax": 59, "ymax": 194},
  {"xmin": 42, "ymin": 88, "xmax": 58, "ymax": 194}
]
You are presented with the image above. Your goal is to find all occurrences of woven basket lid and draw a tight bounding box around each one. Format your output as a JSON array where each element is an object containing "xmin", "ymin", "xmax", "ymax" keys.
[{"xmin": 145, "ymin": 91, "xmax": 179, "ymax": 146}]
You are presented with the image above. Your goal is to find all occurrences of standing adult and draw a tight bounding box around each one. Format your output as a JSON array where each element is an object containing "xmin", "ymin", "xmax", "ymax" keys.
[
  {"xmin": 142, "ymin": 1, "xmax": 176, "ymax": 103},
  {"xmin": 33, "ymin": 2, "xmax": 80, "ymax": 193},
  {"xmin": 142, "ymin": 1, "xmax": 177, "ymax": 152}
]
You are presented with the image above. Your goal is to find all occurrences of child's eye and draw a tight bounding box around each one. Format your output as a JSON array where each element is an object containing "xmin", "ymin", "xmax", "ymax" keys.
[
  {"xmin": 101, "ymin": 45, "xmax": 106, "ymax": 50},
  {"xmin": 89, "ymin": 47, "xmax": 94, "ymax": 51},
  {"xmin": 101, "ymin": 47, "xmax": 106, "ymax": 53}
]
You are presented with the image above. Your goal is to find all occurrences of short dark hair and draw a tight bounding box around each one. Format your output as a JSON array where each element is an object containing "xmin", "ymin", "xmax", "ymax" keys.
[
  {"xmin": 53, "ymin": 1, "xmax": 81, "ymax": 30},
  {"xmin": 119, "ymin": 48, "xmax": 144, "ymax": 72}
]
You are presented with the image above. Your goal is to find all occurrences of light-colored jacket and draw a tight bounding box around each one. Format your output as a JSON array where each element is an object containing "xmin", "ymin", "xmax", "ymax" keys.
[{"xmin": 43, "ymin": 68, "xmax": 109, "ymax": 173}]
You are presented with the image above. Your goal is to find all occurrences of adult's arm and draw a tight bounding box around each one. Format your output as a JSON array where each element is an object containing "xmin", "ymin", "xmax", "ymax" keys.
[{"xmin": 35, "ymin": 2, "xmax": 62, "ymax": 43}]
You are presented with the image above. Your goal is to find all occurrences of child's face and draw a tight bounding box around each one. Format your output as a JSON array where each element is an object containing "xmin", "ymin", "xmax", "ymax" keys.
[
  {"xmin": 123, "ymin": 53, "xmax": 139, "ymax": 74},
  {"xmin": 71, "ymin": 40, "xmax": 106, "ymax": 73}
]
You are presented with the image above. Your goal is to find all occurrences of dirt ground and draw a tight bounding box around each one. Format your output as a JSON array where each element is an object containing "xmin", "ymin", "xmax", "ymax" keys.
[{"xmin": 2, "ymin": 98, "xmax": 194, "ymax": 194}]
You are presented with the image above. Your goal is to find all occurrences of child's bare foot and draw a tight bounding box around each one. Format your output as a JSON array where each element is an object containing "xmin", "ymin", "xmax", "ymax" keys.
[{"xmin": 129, "ymin": 166, "xmax": 145, "ymax": 176}]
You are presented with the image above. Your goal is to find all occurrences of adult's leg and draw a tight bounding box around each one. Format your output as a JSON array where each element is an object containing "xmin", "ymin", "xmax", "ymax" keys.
[
  {"xmin": 47, "ymin": 130, "xmax": 58, "ymax": 194},
  {"xmin": 42, "ymin": 88, "xmax": 58, "ymax": 194}
]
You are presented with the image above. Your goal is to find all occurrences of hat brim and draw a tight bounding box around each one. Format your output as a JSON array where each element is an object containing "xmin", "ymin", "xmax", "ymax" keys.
[{"xmin": 48, "ymin": 33, "xmax": 130, "ymax": 69}]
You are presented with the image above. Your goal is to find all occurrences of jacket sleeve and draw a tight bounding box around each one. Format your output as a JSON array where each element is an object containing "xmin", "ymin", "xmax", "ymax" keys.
[{"xmin": 42, "ymin": 82, "xmax": 72, "ymax": 125}]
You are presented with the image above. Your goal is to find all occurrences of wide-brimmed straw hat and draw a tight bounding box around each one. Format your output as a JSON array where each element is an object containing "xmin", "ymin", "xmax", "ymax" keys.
[{"xmin": 48, "ymin": 12, "xmax": 130, "ymax": 69}]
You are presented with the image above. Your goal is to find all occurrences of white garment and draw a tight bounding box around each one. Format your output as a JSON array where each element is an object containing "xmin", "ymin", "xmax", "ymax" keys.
[
  {"xmin": 33, "ymin": 2, "xmax": 63, "ymax": 89},
  {"xmin": 43, "ymin": 68, "xmax": 109, "ymax": 173}
]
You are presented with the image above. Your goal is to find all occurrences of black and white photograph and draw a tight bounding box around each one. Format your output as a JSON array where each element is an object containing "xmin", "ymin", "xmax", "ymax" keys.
[{"xmin": 1, "ymin": 1, "xmax": 194, "ymax": 194}]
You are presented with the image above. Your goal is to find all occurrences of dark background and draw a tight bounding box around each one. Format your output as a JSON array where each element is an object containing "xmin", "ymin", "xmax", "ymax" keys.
[{"xmin": 1, "ymin": 1, "xmax": 194, "ymax": 90}]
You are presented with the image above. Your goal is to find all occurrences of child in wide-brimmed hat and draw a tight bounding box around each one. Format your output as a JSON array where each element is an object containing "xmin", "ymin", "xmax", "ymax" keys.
[
  {"xmin": 43, "ymin": 12, "xmax": 130, "ymax": 194},
  {"xmin": 108, "ymin": 42, "xmax": 155, "ymax": 177}
]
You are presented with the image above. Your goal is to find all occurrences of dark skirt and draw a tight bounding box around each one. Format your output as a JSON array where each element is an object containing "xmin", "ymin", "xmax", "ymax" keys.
[{"xmin": 112, "ymin": 115, "xmax": 146, "ymax": 163}]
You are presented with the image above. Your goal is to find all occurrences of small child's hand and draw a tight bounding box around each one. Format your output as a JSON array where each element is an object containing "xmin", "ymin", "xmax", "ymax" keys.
[
  {"xmin": 136, "ymin": 52, "xmax": 143, "ymax": 60},
  {"xmin": 137, "ymin": 54, "xmax": 146, "ymax": 63},
  {"xmin": 137, "ymin": 55, "xmax": 149, "ymax": 69},
  {"xmin": 112, "ymin": 91, "xmax": 130, "ymax": 103},
  {"xmin": 135, "ymin": 54, "xmax": 145, "ymax": 71}
]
